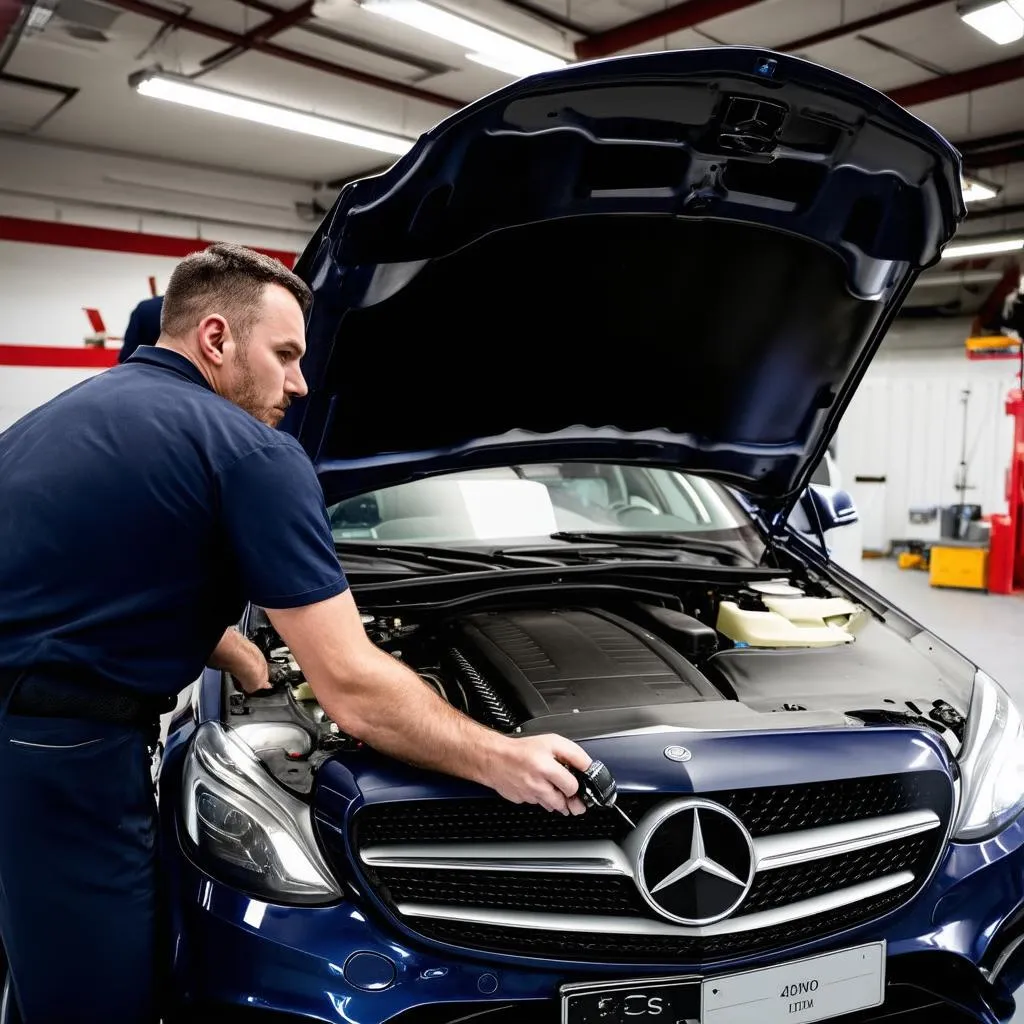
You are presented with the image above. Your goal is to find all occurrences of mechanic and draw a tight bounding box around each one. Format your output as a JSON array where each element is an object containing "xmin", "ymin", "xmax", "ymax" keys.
[
  {"xmin": 117, "ymin": 292, "xmax": 164, "ymax": 363},
  {"xmin": 0, "ymin": 243, "xmax": 592, "ymax": 1024}
]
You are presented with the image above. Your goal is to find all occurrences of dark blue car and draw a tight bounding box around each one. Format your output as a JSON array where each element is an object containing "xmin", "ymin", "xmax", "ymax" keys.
[{"xmin": 155, "ymin": 46, "xmax": 1024, "ymax": 1024}]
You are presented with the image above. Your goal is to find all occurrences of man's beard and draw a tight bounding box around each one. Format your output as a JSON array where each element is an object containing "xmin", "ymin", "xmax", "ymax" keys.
[{"xmin": 231, "ymin": 348, "xmax": 286, "ymax": 427}]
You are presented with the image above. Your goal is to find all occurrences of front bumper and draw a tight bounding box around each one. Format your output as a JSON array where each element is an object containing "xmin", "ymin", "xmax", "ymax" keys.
[
  {"xmin": 162, "ymin": 815, "xmax": 1024, "ymax": 1024},
  {"xmin": 158, "ymin": 715, "xmax": 1024, "ymax": 1024}
]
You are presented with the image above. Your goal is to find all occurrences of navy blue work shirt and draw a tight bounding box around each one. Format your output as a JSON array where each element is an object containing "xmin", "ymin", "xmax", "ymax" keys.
[
  {"xmin": 0, "ymin": 346, "xmax": 348, "ymax": 698},
  {"xmin": 118, "ymin": 295, "xmax": 163, "ymax": 364}
]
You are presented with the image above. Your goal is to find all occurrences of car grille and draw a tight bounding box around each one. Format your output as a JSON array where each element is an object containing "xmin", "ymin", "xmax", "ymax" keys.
[
  {"xmin": 408, "ymin": 889, "xmax": 911, "ymax": 961},
  {"xmin": 353, "ymin": 773, "xmax": 948, "ymax": 843},
  {"xmin": 325, "ymin": 771, "xmax": 952, "ymax": 964}
]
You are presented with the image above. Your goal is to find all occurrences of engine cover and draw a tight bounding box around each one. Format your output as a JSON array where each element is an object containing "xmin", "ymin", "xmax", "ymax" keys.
[{"xmin": 448, "ymin": 607, "xmax": 723, "ymax": 730}]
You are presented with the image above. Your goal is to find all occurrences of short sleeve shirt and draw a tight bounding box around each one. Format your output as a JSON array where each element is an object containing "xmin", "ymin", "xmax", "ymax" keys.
[{"xmin": 0, "ymin": 346, "xmax": 348, "ymax": 697}]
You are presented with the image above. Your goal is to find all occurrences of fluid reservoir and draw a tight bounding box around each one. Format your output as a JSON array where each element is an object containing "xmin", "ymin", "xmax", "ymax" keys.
[{"xmin": 716, "ymin": 591, "xmax": 865, "ymax": 648}]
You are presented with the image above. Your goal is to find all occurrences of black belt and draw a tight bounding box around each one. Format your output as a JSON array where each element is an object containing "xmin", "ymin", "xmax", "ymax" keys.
[{"xmin": 0, "ymin": 668, "xmax": 174, "ymax": 728}]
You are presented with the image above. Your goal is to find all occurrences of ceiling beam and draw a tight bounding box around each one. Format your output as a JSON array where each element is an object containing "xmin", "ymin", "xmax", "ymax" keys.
[
  {"xmin": 889, "ymin": 54, "xmax": 1024, "ymax": 108},
  {"xmin": 777, "ymin": 0, "xmax": 947, "ymax": 52},
  {"xmin": 501, "ymin": 0, "xmax": 589, "ymax": 36},
  {"xmin": 575, "ymin": 0, "xmax": 761, "ymax": 62},
  {"xmin": 0, "ymin": 0, "xmax": 21, "ymax": 45},
  {"xmin": 959, "ymin": 130, "xmax": 1024, "ymax": 153},
  {"xmin": 574, "ymin": 0, "xmax": 949, "ymax": 64},
  {"xmin": 232, "ymin": 0, "xmax": 453, "ymax": 75},
  {"xmin": 965, "ymin": 201, "xmax": 1024, "ymax": 222},
  {"xmin": 198, "ymin": 0, "xmax": 315, "ymax": 75},
  {"xmin": 104, "ymin": 0, "xmax": 462, "ymax": 111},
  {"xmin": 0, "ymin": 0, "xmax": 27, "ymax": 70},
  {"xmin": 954, "ymin": 131, "xmax": 1024, "ymax": 170},
  {"xmin": 964, "ymin": 143, "xmax": 1024, "ymax": 170}
]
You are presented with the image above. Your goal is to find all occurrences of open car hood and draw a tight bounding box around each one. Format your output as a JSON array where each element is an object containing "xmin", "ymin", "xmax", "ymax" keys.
[{"xmin": 289, "ymin": 47, "xmax": 963, "ymax": 513}]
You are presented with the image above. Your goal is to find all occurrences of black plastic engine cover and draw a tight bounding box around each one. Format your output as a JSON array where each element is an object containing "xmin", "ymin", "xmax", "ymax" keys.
[{"xmin": 449, "ymin": 607, "xmax": 723, "ymax": 723}]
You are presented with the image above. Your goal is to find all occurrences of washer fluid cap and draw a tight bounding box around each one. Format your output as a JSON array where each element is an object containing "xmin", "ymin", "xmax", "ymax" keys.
[{"xmin": 749, "ymin": 580, "xmax": 804, "ymax": 598}]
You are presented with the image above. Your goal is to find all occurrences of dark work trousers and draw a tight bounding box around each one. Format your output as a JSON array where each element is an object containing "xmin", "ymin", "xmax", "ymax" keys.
[{"xmin": 0, "ymin": 680, "xmax": 164, "ymax": 1024}]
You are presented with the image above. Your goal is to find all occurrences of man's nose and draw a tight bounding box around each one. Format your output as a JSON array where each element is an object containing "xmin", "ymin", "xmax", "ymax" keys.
[{"xmin": 286, "ymin": 366, "xmax": 308, "ymax": 399}]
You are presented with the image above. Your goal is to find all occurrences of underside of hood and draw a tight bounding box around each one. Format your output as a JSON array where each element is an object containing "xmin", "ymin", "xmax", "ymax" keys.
[{"xmin": 289, "ymin": 47, "xmax": 964, "ymax": 511}]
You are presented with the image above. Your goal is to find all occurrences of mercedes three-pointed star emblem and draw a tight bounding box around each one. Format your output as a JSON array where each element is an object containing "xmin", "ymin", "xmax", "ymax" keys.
[
  {"xmin": 649, "ymin": 808, "xmax": 749, "ymax": 893},
  {"xmin": 630, "ymin": 798, "xmax": 756, "ymax": 926}
]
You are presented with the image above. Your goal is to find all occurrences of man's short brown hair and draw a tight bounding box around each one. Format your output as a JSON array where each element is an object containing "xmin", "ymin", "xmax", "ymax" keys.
[{"xmin": 161, "ymin": 242, "xmax": 312, "ymax": 341}]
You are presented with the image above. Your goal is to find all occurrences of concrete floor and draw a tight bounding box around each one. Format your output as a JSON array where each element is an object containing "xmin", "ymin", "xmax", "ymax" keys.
[{"xmin": 852, "ymin": 558, "xmax": 1024, "ymax": 705}]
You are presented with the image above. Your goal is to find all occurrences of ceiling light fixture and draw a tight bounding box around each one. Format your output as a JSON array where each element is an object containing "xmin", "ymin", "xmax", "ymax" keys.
[
  {"xmin": 129, "ymin": 71, "xmax": 415, "ymax": 156},
  {"xmin": 356, "ymin": 0, "xmax": 566, "ymax": 78},
  {"xmin": 962, "ymin": 176, "xmax": 1002, "ymax": 203},
  {"xmin": 25, "ymin": 3, "xmax": 55, "ymax": 31},
  {"xmin": 957, "ymin": 1, "xmax": 1024, "ymax": 44},
  {"xmin": 941, "ymin": 238, "xmax": 1024, "ymax": 258}
]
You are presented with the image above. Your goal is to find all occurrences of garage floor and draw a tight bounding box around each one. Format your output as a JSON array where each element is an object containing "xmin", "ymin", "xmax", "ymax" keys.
[{"xmin": 852, "ymin": 559, "xmax": 1024, "ymax": 706}]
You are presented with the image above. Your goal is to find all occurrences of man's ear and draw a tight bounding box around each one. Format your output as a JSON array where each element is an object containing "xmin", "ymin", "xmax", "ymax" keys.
[{"xmin": 197, "ymin": 314, "xmax": 230, "ymax": 365}]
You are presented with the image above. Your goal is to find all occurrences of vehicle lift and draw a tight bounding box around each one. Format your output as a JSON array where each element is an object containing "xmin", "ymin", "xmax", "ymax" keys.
[
  {"xmin": 966, "ymin": 263, "xmax": 1024, "ymax": 593},
  {"xmin": 988, "ymin": 385, "xmax": 1024, "ymax": 594}
]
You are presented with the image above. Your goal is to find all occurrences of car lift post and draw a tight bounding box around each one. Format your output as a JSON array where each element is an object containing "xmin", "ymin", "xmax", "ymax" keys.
[{"xmin": 989, "ymin": 384, "xmax": 1024, "ymax": 594}]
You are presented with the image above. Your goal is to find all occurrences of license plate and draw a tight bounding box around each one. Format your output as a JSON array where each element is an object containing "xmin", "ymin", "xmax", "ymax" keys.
[
  {"xmin": 702, "ymin": 941, "xmax": 885, "ymax": 1024},
  {"xmin": 561, "ymin": 974, "xmax": 701, "ymax": 1024},
  {"xmin": 560, "ymin": 941, "xmax": 885, "ymax": 1024}
]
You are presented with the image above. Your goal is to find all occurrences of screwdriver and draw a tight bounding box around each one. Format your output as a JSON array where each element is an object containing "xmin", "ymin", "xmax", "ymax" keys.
[{"xmin": 565, "ymin": 759, "xmax": 635, "ymax": 828}]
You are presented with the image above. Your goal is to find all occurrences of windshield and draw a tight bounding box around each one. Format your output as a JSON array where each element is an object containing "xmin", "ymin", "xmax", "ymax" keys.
[{"xmin": 326, "ymin": 462, "xmax": 757, "ymax": 550}]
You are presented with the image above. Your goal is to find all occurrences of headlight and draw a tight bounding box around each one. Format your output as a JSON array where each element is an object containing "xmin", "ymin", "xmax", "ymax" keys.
[
  {"xmin": 954, "ymin": 669, "xmax": 1024, "ymax": 842},
  {"xmin": 181, "ymin": 721, "xmax": 341, "ymax": 904}
]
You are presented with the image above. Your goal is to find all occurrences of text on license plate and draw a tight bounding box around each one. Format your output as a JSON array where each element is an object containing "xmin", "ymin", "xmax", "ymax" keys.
[{"xmin": 560, "ymin": 941, "xmax": 885, "ymax": 1024}]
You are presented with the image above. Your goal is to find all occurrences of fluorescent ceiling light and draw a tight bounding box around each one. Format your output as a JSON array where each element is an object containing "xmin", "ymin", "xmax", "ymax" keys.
[
  {"xmin": 132, "ymin": 72, "xmax": 414, "ymax": 156},
  {"xmin": 465, "ymin": 47, "xmax": 566, "ymax": 77},
  {"xmin": 962, "ymin": 177, "xmax": 1002, "ymax": 202},
  {"xmin": 958, "ymin": 1, "xmax": 1024, "ymax": 44},
  {"xmin": 942, "ymin": 238, "xmax": 1024, "ymax": 258},
  {"xmin": 25, "ymin": 3, "xmax": 55, "ymax": 31},
  {"xmin": 359, "ymin": 0, "xmax": 566, "ymax": 78}
]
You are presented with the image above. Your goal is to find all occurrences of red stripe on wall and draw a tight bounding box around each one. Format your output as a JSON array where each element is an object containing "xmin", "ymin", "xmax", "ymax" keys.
[
  {"xmin": 0, "ymin": 345, "xmax": 119, "ymax": 368},
  {"xmin": 0, "ymin": 217, "xmax": 298, "ymax": 266}
]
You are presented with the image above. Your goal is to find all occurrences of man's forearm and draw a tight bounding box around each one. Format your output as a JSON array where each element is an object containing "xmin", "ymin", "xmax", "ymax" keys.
[
  {"xmin": 266, "ymin": 592, "xmax": 589, "ymax": 813},
  {"xmin": 208, "ymin": 627, "xmax": 269, "ymax": 692},
  {"xmin": 316, "ymin": 644, "xmax": 507, "ymax": 787}
]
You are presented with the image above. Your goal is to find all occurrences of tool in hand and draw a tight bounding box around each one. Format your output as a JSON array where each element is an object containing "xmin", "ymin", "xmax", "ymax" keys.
[{"xmin": 565, "ymin": 760, "xmax": 635, "ymax": 828}]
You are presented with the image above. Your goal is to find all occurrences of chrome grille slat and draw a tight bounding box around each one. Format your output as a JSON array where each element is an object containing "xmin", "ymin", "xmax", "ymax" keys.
[
  {"xmin": 361, "ymin": 839, "xmax": 633, "ymax": 875},
  {"xmin": 359, "ymin": 809, "xmax": 940, "ymax": 876},
  {"xmin": 397, "ymin": 872, "xmax": 915, "ymax": 938},
  {"xmin": 753, "ymin": 809, "xmax": 940, "ymax": 870}
]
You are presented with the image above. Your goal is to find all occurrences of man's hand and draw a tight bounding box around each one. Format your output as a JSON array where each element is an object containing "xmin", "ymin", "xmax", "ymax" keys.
[
  {"xmin": 266, "ymin": 591, "xmax": 593, "ymax": 815},
  {"xmin": 207, "ymin": 627, "xmax": 271, "ymax": 694},
  {"xmin": 482, "ymin": 733, "xmax": 591, "ymax": 815}
]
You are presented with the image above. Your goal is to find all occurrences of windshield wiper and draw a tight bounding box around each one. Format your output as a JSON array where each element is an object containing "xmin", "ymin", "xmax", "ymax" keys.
[
  {"xmin": 545, "ymin": 531, "xmax": 745, "ymax": 565},
  {"xmin": 334, "ymin": 541, "xmax": 563, "ymax": 574}
]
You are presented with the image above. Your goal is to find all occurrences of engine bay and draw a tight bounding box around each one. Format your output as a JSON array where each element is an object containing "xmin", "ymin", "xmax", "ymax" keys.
[{"xmin": 223, "ymin": 573, "xmax": 970, "ymax": 795}]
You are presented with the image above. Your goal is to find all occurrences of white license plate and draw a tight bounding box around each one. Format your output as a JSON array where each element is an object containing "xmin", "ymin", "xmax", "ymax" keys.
[
  {"xmin": 560, "ymin": 941, "xmax": 885, "ymax": 1024},
  {"xmin": 702, "ymin": 941, "xmax": 886, "ymax": 1024}
]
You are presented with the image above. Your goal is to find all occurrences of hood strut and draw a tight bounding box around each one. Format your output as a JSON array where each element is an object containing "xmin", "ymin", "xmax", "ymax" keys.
[
  {"xmin": 758, "ymin": 510, "xmax": 786, "ymax": 568},
  {"xmin": 758, "ymin": 495, "xmax": 829, "ymax": 567}
]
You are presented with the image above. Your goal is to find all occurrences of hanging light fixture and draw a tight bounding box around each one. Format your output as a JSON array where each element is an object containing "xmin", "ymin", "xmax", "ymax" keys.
[{"xmin": 130, "ymin": 70, "xmax": 415, "ymax": 156}]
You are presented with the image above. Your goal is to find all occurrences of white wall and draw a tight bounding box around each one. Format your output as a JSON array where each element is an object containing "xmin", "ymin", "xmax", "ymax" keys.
[
  {"xmin": 0, "ymin": 136, "xmax": 324, "ymax": 430},
  {"xmin": 835, "ymin": 319, "xmax": 1020, "ymax": 551}
]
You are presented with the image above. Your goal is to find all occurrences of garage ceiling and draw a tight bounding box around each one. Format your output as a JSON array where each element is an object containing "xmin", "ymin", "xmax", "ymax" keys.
[{"xmin": 4, "ymin": 0, "xmax": 1024, "ymax": 316}]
